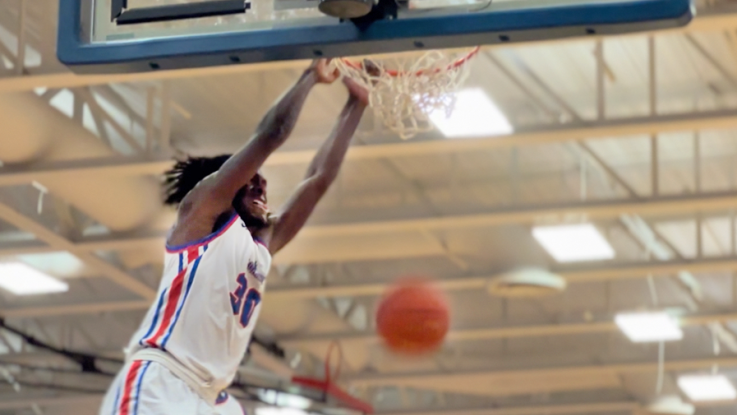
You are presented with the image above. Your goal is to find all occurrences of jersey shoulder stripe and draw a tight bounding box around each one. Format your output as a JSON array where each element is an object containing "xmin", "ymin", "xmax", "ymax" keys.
[
  {"xmin": 140, "ymin": 245, "xmax": 206, "ymax": 348},
  {"xmin": 161, "ymin": 254, "xmax": 203, "ymax": 348},
  {"xmin": 138, "ymin": 288, "xmax": 167, "ymax": 347},
  {"xmin": 165, "ymin": 214, "xmax": 239, "ymax": 254}
]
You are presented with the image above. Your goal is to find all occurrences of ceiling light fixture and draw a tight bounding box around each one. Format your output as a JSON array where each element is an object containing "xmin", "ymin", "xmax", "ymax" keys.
[
  {"xmin": 677, "ymin": 374, "xmax": 737, "ymax": 402},
  {"xmin": 428, "ymin": 88, "xmax": 513, "ymax": 138},
  {"xmin": 615, "ymin": 311, "xmax": 683, "ymax": 343},
  {"xmin": 0, "ymin": 262, "xmax": 69, "ymax": 296},
  {"xmin": 532, "ymin": 223, "xmax": 615, "ymax": 263}
]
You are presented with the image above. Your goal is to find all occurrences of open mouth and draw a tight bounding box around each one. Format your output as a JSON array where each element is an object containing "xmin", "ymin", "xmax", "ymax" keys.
[{"xmin": 253, "ymin": 199, "xmax": 268, "ymax": 210}]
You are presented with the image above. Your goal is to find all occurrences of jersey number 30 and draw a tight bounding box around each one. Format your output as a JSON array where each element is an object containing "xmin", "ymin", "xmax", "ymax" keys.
[{"xmin": 230, "ymin": 273, "xmax": 262, "ymax": 328}]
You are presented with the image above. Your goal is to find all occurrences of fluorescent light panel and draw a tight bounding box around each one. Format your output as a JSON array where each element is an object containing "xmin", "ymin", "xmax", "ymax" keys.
[
  {"xmin": 531, "ymin": 223, "xmax": 615, "ymax": 262},
  {"xmin": 678, "ymin": 374, "xmax": 737, "ymax": 402},
  {"xmin": 614, "ymin": 311, "xmax": 683, "ymax": 343},
  {"xmin": 0, "ymin": 262, "xmax": 69, "ymax": 295},
  {"xmin": 257, "ymin": 390, "xmax": 311, "ymax": 410},
  {"xmin": 17, "ymin": 252, "xmax": 86, "ymax": 278},
  {"xmin": 428, "ymin": 88, "xmax": 513, "ymax": 138},
  {"xmin": 256, "ymin": 408, "xmax": 308, "ymax": 415}
]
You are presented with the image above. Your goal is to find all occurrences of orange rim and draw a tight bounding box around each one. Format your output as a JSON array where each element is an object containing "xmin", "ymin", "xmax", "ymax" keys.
[{"xmin": 340, "ymin": 46, "xmax": 480, "ymax": 77}]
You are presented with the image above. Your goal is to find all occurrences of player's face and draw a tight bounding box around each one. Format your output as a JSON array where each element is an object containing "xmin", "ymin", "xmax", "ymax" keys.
[{"xmin": 240, "ymin": 173, "xmax": 269, "ymax": 223}]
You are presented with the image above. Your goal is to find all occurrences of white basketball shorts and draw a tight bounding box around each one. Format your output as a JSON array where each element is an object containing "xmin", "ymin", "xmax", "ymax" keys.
[{"xmin": 99, "ymin": 360, "xmax": 217, "ymax": 415}]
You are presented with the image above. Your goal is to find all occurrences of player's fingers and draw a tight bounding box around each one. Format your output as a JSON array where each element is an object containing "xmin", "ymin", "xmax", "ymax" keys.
[{"xmin": 363, "ymin": 59, "xmax": 380, "ymax": 76}]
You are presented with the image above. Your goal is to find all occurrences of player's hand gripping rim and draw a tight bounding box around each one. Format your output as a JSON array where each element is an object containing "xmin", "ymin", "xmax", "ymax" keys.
[{"xmin": 310, "ymin": 58, "xmax": 341, "ymax": 84}]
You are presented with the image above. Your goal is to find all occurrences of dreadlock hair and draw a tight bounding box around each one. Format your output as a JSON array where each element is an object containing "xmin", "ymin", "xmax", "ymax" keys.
[{"xmin": 163, "ymin": 155, "xmax": 232, "ymax": 206}]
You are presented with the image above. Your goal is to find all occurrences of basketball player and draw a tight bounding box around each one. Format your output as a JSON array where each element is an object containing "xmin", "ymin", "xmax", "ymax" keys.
[{"xmin": 99, "ymin": 59, "xmax": 368, "ymax": 415}]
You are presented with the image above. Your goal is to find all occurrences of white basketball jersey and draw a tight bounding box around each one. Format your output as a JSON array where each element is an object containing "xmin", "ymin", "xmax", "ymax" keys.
[{"xmin": 126, "ymin": 214, "xmax": 272, "ymax": 392}]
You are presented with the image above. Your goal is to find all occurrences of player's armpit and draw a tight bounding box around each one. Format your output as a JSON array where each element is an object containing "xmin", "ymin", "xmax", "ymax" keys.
[
  {"xmin": 177, "ymin": 60, "xmax": 338, "ymax": 226},
  {"xmin": 268, "ymin": 93, "xmax": 367, "ymax": 254},
  {"xmin": 267, "ymin": 176, "xmax": 328, "ymax": 254}
]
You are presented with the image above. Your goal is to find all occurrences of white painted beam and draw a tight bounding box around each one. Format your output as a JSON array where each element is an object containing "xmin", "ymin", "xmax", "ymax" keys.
[
  {"xmin": 0, "ymin": 395, "xmax": 103, "ymax": 410},
  {"xmin": 0, "ymin": 155, "xmax": 174, "ymax": 186},
  {"xmin": 15, "ymin": 191, "xmax": 737, "ymax": 262},
  {"xmin": 289, "ymin": 192, "xmax": 737, "ymax": 240},
  {"xmin": 264, "ymin": 256, "xmax": 737, "ymax": 298},
  {"xmin": 0, "ymin": 300, "xmax": 151, "ymax": 318},
  {"xmin": 379, "ymin": 400, "xmax": 737, "ymax": 415},
  {"xmin": 4, "ymin": 257, "xmax": 737, "ymax": 317},
  {"xmin": 268, "ymin": 110, "xmax": 737, "ymax": 165},
  {"xmin": 345, "ymin": 356, "xmax": 737, "ymax": 386},
  {"xmin": 380, "ymin": 401, "xmax": 639, "ymax": 415},
  {"xmin": 0, "ymin": 110, "xmax": 734, "ymax": 188},
  {"xmin": 0, "ymin": 202, "xmax": 155, "ymax": 299},
  {"xmin": 277, "ymin": 311, "xmax": 737, "ymax": 346}
]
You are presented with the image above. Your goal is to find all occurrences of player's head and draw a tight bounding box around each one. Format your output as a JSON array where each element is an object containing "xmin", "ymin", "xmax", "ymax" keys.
[
  {"xmin": 232, "ymin": 173, "xmax": 269, "ymax": 229},
  {"xmin": 163, "ymin": 155, "xmax": 270, "ymax": 230}
]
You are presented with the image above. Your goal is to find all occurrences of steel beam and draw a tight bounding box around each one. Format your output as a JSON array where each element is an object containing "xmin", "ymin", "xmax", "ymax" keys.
[
  {"xmin": 345, "ymin": 356, "xmax": 737, "ymax": 385},
  {"xmin": 0, "ymin": 155, "xmax": 175, "ymax": 186},
  {"xmin": 293, "ymin": 192, "xmax": 737, "ymax": 239},
  {"xmin": 5, "ymin": 256, "xmax": 737, "ymax": 317},
  {"xmin": 0, "ymin": 300, "xmax": 151, "ymax": 318},
  {"xmin": 0, "ymin": 192, "xmax": 735, "ymax": 264},
  {"xmin": 379, "ymin": 400, "xmax": 737, "ymax": 415},
  {"xmin": 277, "ymin": 310, "xmax": 737, "ymax": 346},
  {"xmin": 27, "ymin": 109, "xmax": 737, "ymax": 179},
  {"xmin": 0, "ymin": 395, "xmax": 103, "ymax": 410},
  {"xmin": 0, "ymin": 202, "xmax": 155, "ymax": 299},
  {"xmin": 0, "ymin": 110, "xmax": 735, "ymax": 186},
  {"xmin": 267, "ymin": 256, "xmax": 737, "ymax": 298},
  {"xmin": 380, "ymin": 401, "xmax": 639, "ymax": 415},
  {"xmin": 75, "ymin": 88, "xmax": 144, "ymax": 153}
]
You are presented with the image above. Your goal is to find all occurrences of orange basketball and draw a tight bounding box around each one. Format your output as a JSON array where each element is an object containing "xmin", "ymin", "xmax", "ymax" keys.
[{"xmin": 376, "ymin": 277, "xmax": 450, "ymax": 354}]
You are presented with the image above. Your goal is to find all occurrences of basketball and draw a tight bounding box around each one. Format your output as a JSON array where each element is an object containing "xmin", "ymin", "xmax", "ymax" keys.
[{"xmin": 376, "ymin": 277, "xmax": 450, "ymax": 354}]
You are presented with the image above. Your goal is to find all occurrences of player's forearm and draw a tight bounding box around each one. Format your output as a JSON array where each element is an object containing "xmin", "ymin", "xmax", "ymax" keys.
[
  {"xmin": 305, "ymin": 96, "xmax": 366, "ymax": 184},
  {"xmin": 252, "ymin": 68, "xmax": 319, "ymax": 148},
  {"xmin": 212, "ymin": 69, "xmax": 318, "ymax": 198},
  {"xmin": 268, "ymin": 97, "xmax": 366, "ymax": 254}
]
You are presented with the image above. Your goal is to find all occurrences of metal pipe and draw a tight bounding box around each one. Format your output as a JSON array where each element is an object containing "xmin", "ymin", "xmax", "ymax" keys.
[{"xmin": 596, "ymin": 40, "xmax": 605, "ymax": 120}]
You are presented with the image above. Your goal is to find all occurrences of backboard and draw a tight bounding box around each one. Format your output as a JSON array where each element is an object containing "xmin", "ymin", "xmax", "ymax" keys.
[{"xmin": 57, "ymin": 0, "xmax": 694, "ymax": 74}]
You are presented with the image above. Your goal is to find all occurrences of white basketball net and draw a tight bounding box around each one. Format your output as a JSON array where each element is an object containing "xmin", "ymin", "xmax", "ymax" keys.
[{"xmin": 333, "ymin": 48, "xmax": 479, "ymax": 140}]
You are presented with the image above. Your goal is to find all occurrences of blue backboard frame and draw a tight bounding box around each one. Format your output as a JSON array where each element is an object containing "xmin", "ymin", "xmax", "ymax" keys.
[{"xmin": 58, "ymin": 0, "xmax": 693, "ymax": 74}]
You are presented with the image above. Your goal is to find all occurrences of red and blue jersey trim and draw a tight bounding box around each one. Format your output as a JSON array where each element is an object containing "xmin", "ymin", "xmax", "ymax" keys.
[
  {"xmin": 116, "ymin": 360, "xmax": 151, "ymax": 415},
  {"xmin": 139, "ymin": 244, "xmax": 207, "ymax": 349},
  {"xmin": 161, "ymin": 254, "xmax": 202, "ymax": 348},
  {"xmin": 111, "ymin": 384, "xmax": 121, "ymax": 415},
  {"xmin": 165, "ymin": 214, "xmax": 238, "ymax": 254}
]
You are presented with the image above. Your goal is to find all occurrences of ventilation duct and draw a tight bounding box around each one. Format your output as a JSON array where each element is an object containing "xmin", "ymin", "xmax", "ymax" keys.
[{"xmin": 0, "ymin": 92, "xmax": 161, "ymax": 232}]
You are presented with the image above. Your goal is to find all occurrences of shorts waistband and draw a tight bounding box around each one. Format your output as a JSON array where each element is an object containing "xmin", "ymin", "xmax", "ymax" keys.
[{"xmin": 130, "ymin": 348, "xmax": 220, "ymax": 405}]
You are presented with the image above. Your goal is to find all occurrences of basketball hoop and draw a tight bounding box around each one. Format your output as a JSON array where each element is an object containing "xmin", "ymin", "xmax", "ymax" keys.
[{"xmin": 333, "ymin": 47, "xmax": 480, "ymax": 140}]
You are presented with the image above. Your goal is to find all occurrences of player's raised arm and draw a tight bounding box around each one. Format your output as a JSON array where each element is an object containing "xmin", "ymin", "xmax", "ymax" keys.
[
  {"xmin": 266, "ymin": 78, "xmax": 368, "ymax": 254},
  {"xmin": 181, "ymin": 59, "xmax": 339, "ymax": 220}
]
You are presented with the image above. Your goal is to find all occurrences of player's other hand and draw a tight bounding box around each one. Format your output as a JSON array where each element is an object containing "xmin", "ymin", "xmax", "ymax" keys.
[
  {"xmin": 343, "ymin": 77, "xmax": 369, "ymax": 106},
  {"xmin": 310, "ymin": 59, "xmax": 340, "ymax": 84},
  {"xmin": 343, "ymin": 59, "xmax": 376, "ymax": 106}
]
